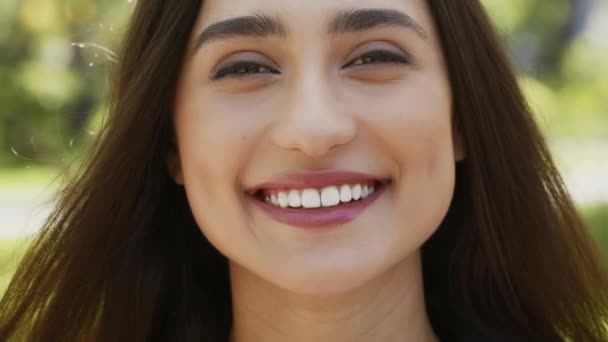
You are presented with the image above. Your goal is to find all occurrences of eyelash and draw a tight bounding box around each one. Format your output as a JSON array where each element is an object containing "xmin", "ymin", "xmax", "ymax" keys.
[{"xmin": 210, "ymin": 50, "xmax": 412, "ymax": 80}]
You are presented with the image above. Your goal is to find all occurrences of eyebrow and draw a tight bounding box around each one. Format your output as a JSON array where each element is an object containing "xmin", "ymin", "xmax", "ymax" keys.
[
  {"xmin": 192, "ymin": 13, "xmax": 287, "ymax": 54},
  {"xmin": 328, "ymin": 9, "xmax": 427, "ymax": 39},
  {"xmin": 192, "ymin": 8, "xmax": 426, "ymax": 54}
]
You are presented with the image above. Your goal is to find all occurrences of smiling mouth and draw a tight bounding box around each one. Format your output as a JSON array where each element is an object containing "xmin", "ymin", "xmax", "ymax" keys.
[
  {"xmin": 247, "ymin": 180, "xmax": 390, "ymax": 228},
  {"xmin": 249, "ymin": 180, "xmax": 390, "ymax": 210}
]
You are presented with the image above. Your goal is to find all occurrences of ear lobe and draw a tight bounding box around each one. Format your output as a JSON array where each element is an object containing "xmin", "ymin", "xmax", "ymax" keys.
[{"xmin": 167, "ymin": 148, "xmax": 184, "ymax": 185}]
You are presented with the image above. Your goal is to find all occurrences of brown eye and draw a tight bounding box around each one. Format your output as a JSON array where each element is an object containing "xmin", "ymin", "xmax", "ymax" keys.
[
  {"xmin": 345, "ymin": 50, "xmax": 412, "ymax": 68},
  {"xmin": 211, "ymin": 62, "xmax": 280, "ymax": 80}
]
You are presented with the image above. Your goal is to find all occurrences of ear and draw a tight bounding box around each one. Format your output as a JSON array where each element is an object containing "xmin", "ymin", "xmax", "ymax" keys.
[
  {"xmin": 167, "ymin": 147, "xmax": 184, "ymax": 185},
  {"xmin": 452, "ymin": 117, "xmax": 467, "ymax": 162}
]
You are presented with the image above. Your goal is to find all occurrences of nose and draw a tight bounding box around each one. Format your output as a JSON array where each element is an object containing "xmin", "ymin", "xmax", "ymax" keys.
[{"xmin": 270, "ymin": 76, "xmax": 357, "ymax": 159}]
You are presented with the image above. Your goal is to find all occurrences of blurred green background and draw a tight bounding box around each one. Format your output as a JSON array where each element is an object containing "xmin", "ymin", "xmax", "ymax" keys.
[{"xmin": 0, "ymin": 0, "xmax": 607, "ymax": 294}]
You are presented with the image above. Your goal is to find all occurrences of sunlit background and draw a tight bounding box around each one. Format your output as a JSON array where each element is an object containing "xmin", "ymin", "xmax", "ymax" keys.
[{"xmin": 1, "ymin": 0, "xmax": 607, "ymax": 293}]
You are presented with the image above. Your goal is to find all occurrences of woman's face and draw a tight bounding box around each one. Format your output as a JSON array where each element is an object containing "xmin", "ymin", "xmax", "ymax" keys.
[{"xmin": 172, "ymin": 0, "xmax": 463, "ymax": 294}]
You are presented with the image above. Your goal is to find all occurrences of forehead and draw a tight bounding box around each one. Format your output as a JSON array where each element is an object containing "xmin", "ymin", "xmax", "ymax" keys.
[{"xmin": 193, "ymin": 0, "xmax": 433, "ymax": 36}]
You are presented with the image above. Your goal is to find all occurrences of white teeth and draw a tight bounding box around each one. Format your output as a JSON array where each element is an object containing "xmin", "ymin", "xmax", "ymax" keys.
[
  {"xmin": 361, "ymin": 185, "xmax": 369, "ymax": 199},
  {"xmin": 339, "ymin": 184, "xmax": 352, "ymax": 203},
  {"xmin": 320, "ymin": 186, "xmax": 340, "ymax": 207},
  {"xmin": 352, "ymin": 184, "xmax": 362, "ymax": 200},
  {"xmin": 278, "ymin": 192, "xmax": 289, "ymax": 208},
  {"xmin": 262, "ymin": 182, "xmax": 380, "ymax": 209},
  {"xmin": 288, "ymin": 189, "xmax": 301, "ymax": 208},
  {"xmin": 301, "ymin": 189, "xmax": 321, "ymax": 208}
]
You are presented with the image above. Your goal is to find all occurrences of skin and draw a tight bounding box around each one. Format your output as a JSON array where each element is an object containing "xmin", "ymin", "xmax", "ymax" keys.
[{"xmin": 171, "ymin": 0, "xmax": 464, "ymax": 340}]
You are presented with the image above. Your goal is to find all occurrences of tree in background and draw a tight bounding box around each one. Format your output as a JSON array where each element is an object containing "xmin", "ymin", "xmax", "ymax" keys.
[
  {"xmin": 484, "ymin": 0, "xmax": 608, "ymax": 138},
  {"xmin": 0, "ymin": 0, "xmax": 130, "ymax": 166}
]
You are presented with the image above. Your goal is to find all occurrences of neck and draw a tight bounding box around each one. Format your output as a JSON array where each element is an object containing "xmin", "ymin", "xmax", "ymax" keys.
[{"xmin": 228, "ymin": 252, "xmax": 438, "ymax": 342}]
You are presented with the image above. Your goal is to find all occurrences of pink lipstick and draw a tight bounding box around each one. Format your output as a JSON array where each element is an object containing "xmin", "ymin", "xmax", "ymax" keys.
[{"xmin": 246, "ymin": 170, "xmax": 390, "ymax": 228}]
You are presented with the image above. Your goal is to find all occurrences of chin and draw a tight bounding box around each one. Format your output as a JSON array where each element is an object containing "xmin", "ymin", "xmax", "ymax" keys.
[{"xmin": 267, "ymin": 258, "xmax": 387, "ymax": 296}]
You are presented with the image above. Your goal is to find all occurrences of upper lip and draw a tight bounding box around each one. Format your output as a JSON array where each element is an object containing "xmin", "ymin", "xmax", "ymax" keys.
[{"xmin": 245, "ymin": 169, "xmax": 391, "ymax": 194}]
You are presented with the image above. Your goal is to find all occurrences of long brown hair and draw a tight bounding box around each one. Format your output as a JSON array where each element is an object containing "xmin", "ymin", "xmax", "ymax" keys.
[{"xmin": 1, "ymin": 1, "xmax": 607, "ymax": 341}]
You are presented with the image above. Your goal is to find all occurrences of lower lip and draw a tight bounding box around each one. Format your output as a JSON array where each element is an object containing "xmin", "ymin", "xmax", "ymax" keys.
[{"xmin": 249, "ymin": 183, "xmax": 388, "ymax": 229}]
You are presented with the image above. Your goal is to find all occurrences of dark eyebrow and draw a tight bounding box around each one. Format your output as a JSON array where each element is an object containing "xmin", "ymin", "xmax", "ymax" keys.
[
  {"xmin": 328, "ymin": 8, "xmax": 427, "ymax": 39},
  {"xmin": 192, "ymin": 9, "xmax": 425, "ymax": 55},
  {"xmin": 192, "ymin": 13, "xmax": 286, "ymax": 54}
]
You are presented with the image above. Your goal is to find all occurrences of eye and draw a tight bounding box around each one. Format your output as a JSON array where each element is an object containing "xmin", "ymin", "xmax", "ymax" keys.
[
  {"xmin": 345, "ymin": 50, "xmax": 412, "ymax": 68},
  {"xmin": 211, "ymin": 61, "xmax": 280, "ymax": 80}
]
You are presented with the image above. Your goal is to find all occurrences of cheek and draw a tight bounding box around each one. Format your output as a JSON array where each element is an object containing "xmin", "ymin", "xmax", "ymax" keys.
[
  {"xmin": 173, "ymin": 92, "xmax": 269, "ymax": 253},
  {"xmin": 346, "ymin": 73, "xmax": 454, "ymax": 167},
  {"xmin": 347, "ymin": 74, "xmax": 455, "ymax": 235},
  {"xmin": 175, "ymin": 89, "xmax": 272, "ymax": 186}
]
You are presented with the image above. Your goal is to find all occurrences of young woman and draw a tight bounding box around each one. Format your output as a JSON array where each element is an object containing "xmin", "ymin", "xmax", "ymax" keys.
[{"xmin": 1, "ymin": 0, "xmax": 607, "ymax": 341}]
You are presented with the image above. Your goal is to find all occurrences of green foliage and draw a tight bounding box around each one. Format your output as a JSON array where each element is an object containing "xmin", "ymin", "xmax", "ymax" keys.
[
  {"xmin": 0, "ymin": 238, "xmax": 30, "ymax": 295},
  {"xmin": 583, "ymin": 203, "xmax": 608, "ymax": 262},
  {"xmin": 0, "ymin": 166, "xmax": 59, "ymax": 189},
  {"xmin": 482, "ymin": 0, "xmax": 608, "ymax": 139},
  {"xmin": 0, "ymin": 0, "xmax": 132, "ymax": 167}
]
